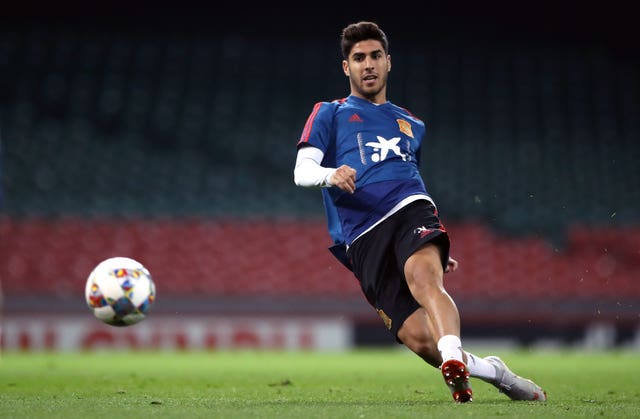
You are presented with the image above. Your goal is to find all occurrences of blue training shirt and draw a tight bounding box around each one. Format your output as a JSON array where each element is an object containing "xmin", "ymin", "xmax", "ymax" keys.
[{"xmin": 298, "ymin": 95, "xmax": 431, "ymax": 252}]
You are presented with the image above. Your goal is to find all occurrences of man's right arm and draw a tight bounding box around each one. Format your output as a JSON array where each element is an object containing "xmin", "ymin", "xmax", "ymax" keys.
[
  {"xmin": 294, "ymin": 146, "xmax": 336, "ymax": 188},
  {"xmin": 294, "ymin": 146, "xmax": 357, "ymax": 194}
]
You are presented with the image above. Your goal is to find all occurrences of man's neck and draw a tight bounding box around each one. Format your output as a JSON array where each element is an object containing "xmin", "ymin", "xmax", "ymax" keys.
[{"xmin": 351, "ymin": 92, "xmax": 387, "ymax": 105}]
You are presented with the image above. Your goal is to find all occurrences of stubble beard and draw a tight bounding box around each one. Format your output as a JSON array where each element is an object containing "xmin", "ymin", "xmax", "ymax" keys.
[{"xmin": 352, "ymin": 72, "xmax": 387, "ymax": 102}]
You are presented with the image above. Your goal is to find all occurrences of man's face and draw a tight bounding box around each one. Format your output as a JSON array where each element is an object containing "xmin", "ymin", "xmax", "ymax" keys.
[{"xmin": 343, "ymin": 39, "xmax": 391, "ymax": 103}]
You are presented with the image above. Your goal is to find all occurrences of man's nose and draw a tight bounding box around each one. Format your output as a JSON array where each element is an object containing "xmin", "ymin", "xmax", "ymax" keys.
[{"xmin": 364, "ymin": 57, "xmax": 374, "ymax": 69}]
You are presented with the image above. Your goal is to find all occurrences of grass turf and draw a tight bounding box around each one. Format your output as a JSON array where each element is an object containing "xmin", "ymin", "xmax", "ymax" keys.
[{"xmin": 1, "ymin": 348, "xmax": 638, "ymax": 418}]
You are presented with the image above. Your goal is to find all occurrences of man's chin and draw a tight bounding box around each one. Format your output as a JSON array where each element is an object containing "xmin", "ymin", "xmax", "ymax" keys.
[{"xmin": 358, "ymin": 87, "xmax": 383, "ymax": 99}]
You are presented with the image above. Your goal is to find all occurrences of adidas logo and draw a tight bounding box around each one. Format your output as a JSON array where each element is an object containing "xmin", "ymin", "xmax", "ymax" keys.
[{"xmin": 349, "ymin": 113, "xmax": 363, "ymax": 123}]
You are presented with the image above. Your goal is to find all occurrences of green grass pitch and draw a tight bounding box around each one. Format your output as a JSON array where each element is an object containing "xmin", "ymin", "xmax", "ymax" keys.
[{"xmin": 1, "ymin": 348, "xmax": 638, "ymax": 418}]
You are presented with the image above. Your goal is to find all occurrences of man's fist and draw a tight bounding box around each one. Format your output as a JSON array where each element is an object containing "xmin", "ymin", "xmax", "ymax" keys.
[{"xmin": 330, "ymin": 165, "xmax": 357, "ymax": 194}]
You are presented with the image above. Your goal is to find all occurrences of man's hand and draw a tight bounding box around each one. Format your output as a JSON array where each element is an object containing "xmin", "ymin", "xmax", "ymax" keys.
[
  {"xmin": 330, "ymin": 165, "xmax": 357, "ymax": 194},
  {"xmin": 445, "ymin": 257, "xmax": 459, "ymax": 273}
]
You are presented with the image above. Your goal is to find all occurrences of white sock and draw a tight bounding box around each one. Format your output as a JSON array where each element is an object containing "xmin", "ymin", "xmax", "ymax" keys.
[
  {"xmin": 465, "ymin": 352, "xmax": 498, "ymax": 382},
  {"xmin": 437, "ymin": 335, "xmax": 464, "ymax": 363}
]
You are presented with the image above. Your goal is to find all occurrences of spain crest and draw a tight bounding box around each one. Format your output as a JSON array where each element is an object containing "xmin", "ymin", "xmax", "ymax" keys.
[{"xmin": 397, "ymin": 119, "xmax": 414, "ymax": 138}]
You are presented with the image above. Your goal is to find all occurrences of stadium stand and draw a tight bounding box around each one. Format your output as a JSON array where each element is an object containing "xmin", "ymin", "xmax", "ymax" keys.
[
  {"xmin": 1, "ymin": 217, "xmax": 638, "ymax": 344},
  {"xmin": 3, "ymin": 27, "xmax": 638, "ymax": 224},
  {"xmin": 1, "ymin": 5, "xmax": 638, "ymax": 345}
]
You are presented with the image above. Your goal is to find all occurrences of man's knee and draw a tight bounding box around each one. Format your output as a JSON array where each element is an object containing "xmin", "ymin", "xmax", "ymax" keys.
[{"xmin": 405, "ymin": 244, "xmax": 445, "ymax": 284}]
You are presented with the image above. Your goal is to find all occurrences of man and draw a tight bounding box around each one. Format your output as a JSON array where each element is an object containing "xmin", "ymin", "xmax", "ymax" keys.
[{"xmin": 293, "ymin": 21, "xmax": 547, "ymax": 403}]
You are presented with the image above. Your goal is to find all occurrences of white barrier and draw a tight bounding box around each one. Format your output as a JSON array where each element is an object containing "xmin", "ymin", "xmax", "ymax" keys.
[{"xmin": 1, "ymin": 314, "xmax": 354, "ymax": 352}]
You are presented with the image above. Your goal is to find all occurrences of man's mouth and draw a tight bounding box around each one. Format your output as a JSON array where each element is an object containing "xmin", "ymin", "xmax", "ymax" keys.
[{"xmin": 363, "ymin": 74, "xmax": 377, "ymax": 86}]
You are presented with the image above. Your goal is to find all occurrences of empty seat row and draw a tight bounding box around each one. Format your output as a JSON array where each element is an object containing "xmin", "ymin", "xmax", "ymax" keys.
[{"xmin": 1, "ymin": 217, "xmax": 637, "ymax": 301}]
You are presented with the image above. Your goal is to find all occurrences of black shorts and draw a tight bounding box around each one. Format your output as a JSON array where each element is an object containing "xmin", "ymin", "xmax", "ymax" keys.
[{"xmin": 346, "ymin": 199, "xmax": 450, "ymax": 342}]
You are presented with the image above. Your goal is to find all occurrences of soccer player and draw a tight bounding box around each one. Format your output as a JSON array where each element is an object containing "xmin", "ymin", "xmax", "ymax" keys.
[{"xmin": 293, "ymin": 21, "xmax": 547, "ymax": 403}]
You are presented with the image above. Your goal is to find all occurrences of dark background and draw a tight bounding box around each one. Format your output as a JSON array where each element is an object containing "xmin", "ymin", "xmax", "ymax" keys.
[{"xmin": 3, "ymin": 1, "xmax": 637, "ymax": 44}]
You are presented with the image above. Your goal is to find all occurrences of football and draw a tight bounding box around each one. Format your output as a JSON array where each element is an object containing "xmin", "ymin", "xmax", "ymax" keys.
[{"xmin": 85, "ymin": 256, "xmax": 156, "ymax": 327}]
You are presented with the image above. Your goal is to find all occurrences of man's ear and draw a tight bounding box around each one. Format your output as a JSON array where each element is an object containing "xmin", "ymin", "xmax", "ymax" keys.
[{"xmin": 342, "ymin": 60, "xmax": 350, "ymax": 77}]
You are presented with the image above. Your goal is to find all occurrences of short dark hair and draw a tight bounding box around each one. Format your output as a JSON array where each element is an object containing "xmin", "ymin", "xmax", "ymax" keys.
[{"xmin": 340, "ymin": 21, "xmax": 389, "ymax": 60}]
